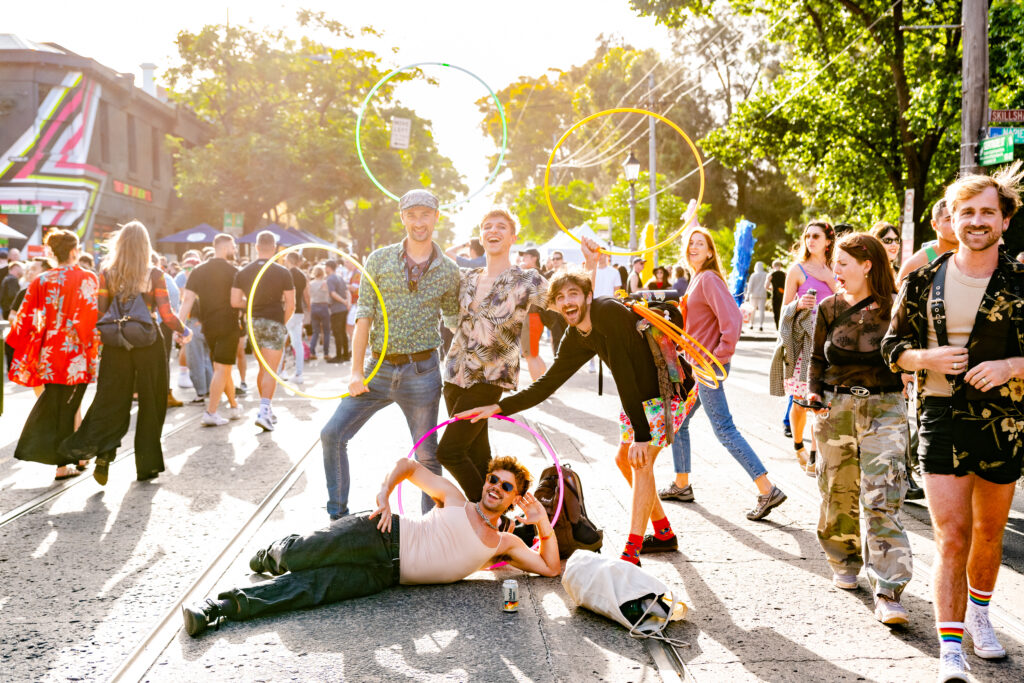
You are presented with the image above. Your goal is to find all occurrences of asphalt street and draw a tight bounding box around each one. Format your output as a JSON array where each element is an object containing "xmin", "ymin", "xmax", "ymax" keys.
[{"xmin": 1, "ymin": 335, "xmax": 1022, "ymax": 682}]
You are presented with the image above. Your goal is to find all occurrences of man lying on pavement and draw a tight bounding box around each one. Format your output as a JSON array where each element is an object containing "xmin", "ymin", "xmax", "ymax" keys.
[{"xmin": 183, "ymin": 455, "xmax": 560, "ymax": 636}]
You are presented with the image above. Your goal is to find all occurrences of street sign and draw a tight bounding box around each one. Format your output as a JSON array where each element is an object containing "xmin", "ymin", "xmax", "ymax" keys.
[
  {"xmin": 390, "ymin": 117, "xmax": 411, "ymax": 150},
  {"xmin": 990, "ymin": 109, "xmax": 1024, "ymax": 124},
  {"xmin": 0, "ymin": 201, "xmax": 39, "ymax": 215},
  {"xmin": 223, "ymin": 211, "xmax": 244, "ymax": 235},
  {"xmin": 989, "ymin": 127, "xmax": 1024, "ymax": 144},
  {"xmin": 979, "ymin": 133, "xmax": 1015, "ymax": 166}
]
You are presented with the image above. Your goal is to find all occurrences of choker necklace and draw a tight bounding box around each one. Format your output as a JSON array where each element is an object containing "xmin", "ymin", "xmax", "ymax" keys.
[{"xmin": 474, "ymin": 502, "xmax": 499, "ymax": 531}]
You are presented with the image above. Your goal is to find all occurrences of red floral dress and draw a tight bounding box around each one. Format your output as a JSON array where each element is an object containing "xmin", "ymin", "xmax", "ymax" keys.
[{"xmin": 7, "ymin": 265, "xmax": 100, "ymax": 387}]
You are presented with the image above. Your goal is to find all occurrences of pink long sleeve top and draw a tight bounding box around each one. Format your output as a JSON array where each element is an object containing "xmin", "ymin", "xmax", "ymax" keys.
[{"xmin": 684, "ymin": 270, "xmax": 742, "ymax": 365}]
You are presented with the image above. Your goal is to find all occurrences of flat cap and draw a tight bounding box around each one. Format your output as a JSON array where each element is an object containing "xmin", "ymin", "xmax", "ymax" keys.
[{"xmin": 399, "ymin": 189, "xmax": 439, "ymax": 212}]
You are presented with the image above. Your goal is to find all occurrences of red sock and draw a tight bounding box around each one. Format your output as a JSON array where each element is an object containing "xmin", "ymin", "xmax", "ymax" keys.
[
  {"xmin": 652, "ymin": 517, "xmax": 674, "ymax": 541},
  {"xmin": 620, "ymin": 533, "xmax": 643, "ymax": 564}
]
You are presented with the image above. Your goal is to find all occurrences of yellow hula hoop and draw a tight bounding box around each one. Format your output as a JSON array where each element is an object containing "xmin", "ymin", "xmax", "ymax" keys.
[
  {"xmin": 543, "ymin": 107, "xmax": 705, "ymax": 257},
  {"xmin": 245, "ymin": 243, "xmax": 389, "ymax": 400}
]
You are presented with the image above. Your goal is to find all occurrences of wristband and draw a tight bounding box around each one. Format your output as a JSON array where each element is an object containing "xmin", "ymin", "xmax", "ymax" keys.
[{"xmin": 538, "ymin": 534, "xmax": 552, "ymax": 541}]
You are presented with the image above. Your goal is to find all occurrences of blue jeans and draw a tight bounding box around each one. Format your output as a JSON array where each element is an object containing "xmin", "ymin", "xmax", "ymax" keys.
[
  {"xmin": 185, "ymin": 319, "xmax": 212, "ymax": 397},
  {"xmin": 310, "ymin": 303, "xmax": 331, "ymax": 357},
  {"xmin": 671, "ymin": 363, "xmax": 767, "ymax": 481},
  {"xmin": 321, "ymin": 353, "xmax": 442, "ymax": 517}
]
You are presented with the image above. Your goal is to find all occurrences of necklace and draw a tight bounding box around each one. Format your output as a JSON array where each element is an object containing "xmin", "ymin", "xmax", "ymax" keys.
[
  {"xmin": 475, "ymin": 502, "xmax": 499, "ymax": 531},
  {"xmin": 578, "ymin": 325, "xmax": 592, "ymax": 337}
]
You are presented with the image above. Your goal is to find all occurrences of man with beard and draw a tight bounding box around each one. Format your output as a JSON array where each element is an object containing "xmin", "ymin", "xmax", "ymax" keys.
[
  {"xmin": 181, "ymin": 455, "xmax": 558, "ymax": 636},
  {"xmin": 882, "ymin": 163, "xmax": 1024, "ymax": 682},
  {"xmin": 321, "ymin": 189, "xmax": 460, "ymax": 520},
  {"xmin": 459, "ymin": 237, "xmax": 701, "ymax": 566}
]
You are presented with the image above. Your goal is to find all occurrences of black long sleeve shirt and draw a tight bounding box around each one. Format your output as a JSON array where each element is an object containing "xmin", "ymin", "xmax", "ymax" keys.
[{"xmin": 498, "ymin": 297, "xmax": 661, "ymax": 442}]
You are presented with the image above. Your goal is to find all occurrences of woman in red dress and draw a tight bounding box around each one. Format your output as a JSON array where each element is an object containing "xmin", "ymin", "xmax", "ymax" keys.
[{"xmin": 8, "ymin": 230, "xmax": 100, "ymax": 480}]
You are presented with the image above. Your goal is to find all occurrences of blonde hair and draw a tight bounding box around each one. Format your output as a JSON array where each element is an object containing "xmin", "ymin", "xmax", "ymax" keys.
[
  {"xmin": 479, "ymin": 207, "xmax": 517, "ymax": 233},
  {"xmin": 945, "ymin": 160, "xmax": 1023, "ymax": 219},
  {"xmin": 312, "ymin": 264, "xmax": 325, "ymax": 279},
  {"xmin": 683, "ymin": 226, "xmax": 726, "ymax": 281},
  {"xmin": 103, "ymin": 221, "xmax": 153, "ymax": 297}
]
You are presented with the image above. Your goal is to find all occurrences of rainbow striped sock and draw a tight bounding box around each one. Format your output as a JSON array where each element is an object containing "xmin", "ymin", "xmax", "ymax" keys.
[
  {"xmin": 937, "ymin": 622, "xmax": 964, "ymax": 653},
  {"xmin": 968, "ymin": 583, "xmax": 993, "ymax": 610}
]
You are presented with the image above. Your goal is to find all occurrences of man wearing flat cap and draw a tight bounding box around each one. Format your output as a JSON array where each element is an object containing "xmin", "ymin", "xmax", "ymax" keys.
[{"xmin": 321, "ymin": 189, "xmax": 460, "ymax": 520}]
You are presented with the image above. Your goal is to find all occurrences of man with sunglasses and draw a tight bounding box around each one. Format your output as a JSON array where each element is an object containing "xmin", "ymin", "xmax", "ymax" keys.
[
  {"xmin": 320, "ymin": 189, "xmax": 460, "ymax": 521},
  {"xmin": 182, "ymin": 455, "xmax": 560, "ymax": 637}
]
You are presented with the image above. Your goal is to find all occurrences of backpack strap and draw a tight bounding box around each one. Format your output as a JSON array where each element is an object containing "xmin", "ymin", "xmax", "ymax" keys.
[
  {"xmin": 824, "ymin": 296, "xmax": 875, "ymax": 338},
  {"xmin": 930, "ymin": 258, "xmax": 954, "ymax": 383}
]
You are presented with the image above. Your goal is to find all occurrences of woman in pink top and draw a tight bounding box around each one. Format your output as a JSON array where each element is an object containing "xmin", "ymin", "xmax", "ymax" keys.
[
  {"xmin": 781, "ymin": 221, "xmax": 839, "ymax": 472},
  {"xmin": 658, "ymin": 227, "xmax": 787, "ymax": 521}
]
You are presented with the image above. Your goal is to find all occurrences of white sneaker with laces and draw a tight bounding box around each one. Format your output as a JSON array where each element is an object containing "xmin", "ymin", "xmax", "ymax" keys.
[
  {"xmin": 255, "ymin": 411, "xmax": 274, "ymax": 432},
  {"xmin": 177, "ymin": 372, "xmax": 194, "ymax": 389},
  {"xmin": 936, "ymin": 650, "xmax": 972, "ymax": 682},
  {"xmin": 965, "ymin": 604, "xmax": 1006, "ymax": 659},
  {"xmin": 227, "ymin": 406, "xmax": 243, "ymax": 421},
  {"xmin": 201, "ymin": 412, "xmax": 229, "ymax": 427}
]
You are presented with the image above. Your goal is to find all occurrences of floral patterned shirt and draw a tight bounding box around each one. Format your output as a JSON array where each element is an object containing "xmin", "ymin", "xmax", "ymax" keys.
[
  {"xmin": 444, "ymin": 266, "xmax": 548, "ymax": 390},
  {"xmin": 882, "ymin": 249, "xmax": 1024, "ymax": 465},
  {"xmin": 354, "ymin": 241, "xmax": 460, "ymax": 355},
  {"xmin": 7, "ymin": 265, "xmax": 100, "ymax": 387}
]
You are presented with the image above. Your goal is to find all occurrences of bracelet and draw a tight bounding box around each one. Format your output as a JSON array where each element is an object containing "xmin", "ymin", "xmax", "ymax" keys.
[{"xmin": 538, "ymin": 534, "xmax": 552, "ymax": 541}]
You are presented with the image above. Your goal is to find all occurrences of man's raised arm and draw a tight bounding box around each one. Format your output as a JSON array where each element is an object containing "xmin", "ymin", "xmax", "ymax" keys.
[{"xmin": 370, "ymin": 459, "xmax": 466, "ymax": 532}]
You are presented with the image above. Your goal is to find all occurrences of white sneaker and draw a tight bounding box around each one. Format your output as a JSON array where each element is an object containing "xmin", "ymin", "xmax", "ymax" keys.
[
  {"xmin": 292, "ymin": 375, "xmax": 304, "ymax": 385},
  {"xmin": 270, "ymin": 409, "xmax": 278, "ymax": 425},
  {"xmin": 936, "ymin": 650, "xmax": 972, "ymax": 682},
  {"xmin": 177, "ymin": 372, "xmax": 194, "ymax": 389},
  {"xmin": 255, "ymin": 411, "xmax": 274, "ymax": 432},
  {"xmin": 873, "ymin": 596, "xmax": 909, "ymax": 626},
  {"xmin": 201, "ymin": 412, "xmax": 229, "ymax": 427},
  {"xmin": 227, "ymin": 406, "xmax": 243, "ymax": 421},
  {"xmin": 965, "ymin": 604, "xmax": 1006, "ymax": 659}
]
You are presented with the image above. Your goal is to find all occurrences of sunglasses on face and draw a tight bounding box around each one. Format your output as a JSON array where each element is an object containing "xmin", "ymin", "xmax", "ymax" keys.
[
  {"xmin": 881, "ymin": 237, "xmax": 901, "ymax": 245},
  {"xmin": 487, "ymin": 473, "xmax": 515, "ymax": 493}
]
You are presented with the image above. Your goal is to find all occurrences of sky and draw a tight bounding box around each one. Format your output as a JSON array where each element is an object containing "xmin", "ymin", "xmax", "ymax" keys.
[{"xmin": 6, "ymin": 0, "xmax": 675, "ymax": 241}]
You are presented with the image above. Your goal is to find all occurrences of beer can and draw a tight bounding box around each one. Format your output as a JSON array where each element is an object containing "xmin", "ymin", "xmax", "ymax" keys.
[{"xmin": 502, "ymin": 579, "xmax": 519, "ymax": 612}]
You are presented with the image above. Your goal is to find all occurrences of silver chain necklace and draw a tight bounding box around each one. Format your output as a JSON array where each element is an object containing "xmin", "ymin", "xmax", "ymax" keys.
[{"xmin": 474, "ymin": 502, "xmax": 499, "ymax": 531}]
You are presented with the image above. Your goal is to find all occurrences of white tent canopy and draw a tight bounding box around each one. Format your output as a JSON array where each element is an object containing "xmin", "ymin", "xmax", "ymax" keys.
[
  {"xmin": 0, "ymin": 223, "xmax": 24, "ymax": 240},
  {"xmin": 515, "ymin": 223, "xmax": 630, "ymax": 267}
]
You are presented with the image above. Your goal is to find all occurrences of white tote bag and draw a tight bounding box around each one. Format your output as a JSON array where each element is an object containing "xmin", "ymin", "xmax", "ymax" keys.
[{"xmin": 561, "ymin": 550, "xmax": 688, "ymax": 644}]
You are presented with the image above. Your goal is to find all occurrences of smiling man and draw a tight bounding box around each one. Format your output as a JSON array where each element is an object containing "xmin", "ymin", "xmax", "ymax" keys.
[
  {"xmin": 320, "ymin": 189, "xmax": 460, "ymax": 520},
  {"xmin": 459, "ymin": 237, "xmax": 694, "ymax": 566},
  {"xmin": 182, "ymin": 455, "xmax": 559, "ymax": 637},
  {"xmin": 882, "ymin": 163, "xmax": 1024, "ymax": 682},
  {"xmin": 437, "ymin": 208, "xmax": 547, "ymax": 502}
]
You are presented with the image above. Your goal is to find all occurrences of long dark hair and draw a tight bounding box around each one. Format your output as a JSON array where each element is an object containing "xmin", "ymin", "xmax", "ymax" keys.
[
  {"xmin": 799, "ymin": 220, "xmax": 835, "ymax": 265},
  {"xmin": 835, "ymin": 232, "xmax": 895, "ymax": 310}
]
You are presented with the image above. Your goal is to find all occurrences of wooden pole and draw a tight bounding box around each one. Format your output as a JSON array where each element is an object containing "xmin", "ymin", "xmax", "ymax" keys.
[{"xmin": 960, "ymin": 0, "xmax": 989, "ymax": 175}]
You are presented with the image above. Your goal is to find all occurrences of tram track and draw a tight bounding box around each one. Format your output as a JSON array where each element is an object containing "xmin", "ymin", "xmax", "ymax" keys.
[{"xmin": 0, "ymin": 410, "xmax": 206, "ymax": 530}]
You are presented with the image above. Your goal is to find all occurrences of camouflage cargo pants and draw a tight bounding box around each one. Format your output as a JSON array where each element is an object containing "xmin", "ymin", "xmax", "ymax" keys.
[{"xmin": 814, "ymin": 391, "xmax": 912, "ymax": 599}]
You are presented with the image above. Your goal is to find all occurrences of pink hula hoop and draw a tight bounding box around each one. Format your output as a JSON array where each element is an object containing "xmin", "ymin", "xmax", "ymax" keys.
[{"xmin": 396, "ymin": 415, "xmax": 565, "ymax": 529}]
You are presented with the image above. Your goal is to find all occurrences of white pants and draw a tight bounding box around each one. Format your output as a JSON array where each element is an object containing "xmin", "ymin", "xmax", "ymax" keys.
[{"xmin": 286, "ymin": 314, "xmax": 304, "ymax": 377}]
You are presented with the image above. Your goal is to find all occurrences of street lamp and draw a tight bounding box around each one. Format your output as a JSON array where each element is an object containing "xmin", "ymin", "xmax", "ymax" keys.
[{"xmin": 623, "ymin": 151, "xmax": 641, "ymax": 250}]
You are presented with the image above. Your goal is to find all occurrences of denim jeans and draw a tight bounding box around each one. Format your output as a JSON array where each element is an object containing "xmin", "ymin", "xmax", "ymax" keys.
[
  {"xmin": 310, "ymin": 303, "xmax": 331, "ymax": 357},
  {"xmin": 222, "ymin": 512, "xmax": 400, "ymax": 620},
  {"xmin": 321, "ymin": 352, "xmax": 442, "ymax": 517},
  {"xmin": 671, "ymin": 363, "xmax": 768, "ymax": 480},
  {"xmin": 285, "ymin": 314, "xmax": 304, "ymax": 378},
  {"xmin": 185, "ymin": 319, "xmax": 212, "ymax": 396}
]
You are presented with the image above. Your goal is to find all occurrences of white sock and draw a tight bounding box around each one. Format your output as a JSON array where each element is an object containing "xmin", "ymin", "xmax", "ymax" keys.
[
  {"xmin": 967, "ymin": 581, "xmax": 993, "ymax": 616},
  {"xmin": 937, "ymin": 621, "xmax": 964, "ymax": 655}
]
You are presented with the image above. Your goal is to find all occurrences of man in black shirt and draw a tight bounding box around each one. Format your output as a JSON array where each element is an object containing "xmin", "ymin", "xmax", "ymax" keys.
[
  {"xmin": 1, "ymin": 260, "xmax": 23, "ymax": 318},
  {"xmin": 285, "ymin": 251, "xmax": 309, "ymax": 384},
  {"xmin": 232, "ymin": 231, "xmax": 295, "ymax": 431},
  {"xmin": 459, "ymin": 238, "xmax": 694, "ymax": 566},
  {"xmin": 768, "ymin": 260, "xmax": 786, "ymax": 330},
  {"xmin": 179, "ymin": 233, "xmax": 242, "ymax": 427}
]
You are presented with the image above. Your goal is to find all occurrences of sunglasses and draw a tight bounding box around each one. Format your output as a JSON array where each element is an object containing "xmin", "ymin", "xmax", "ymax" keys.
[
  {"xmin": 881, "ymin": 237, "xmax": 901, "ymax": 245},
  {"xmin": 487, "ymin": 473, "xmax": 515, "ymax": 493}
]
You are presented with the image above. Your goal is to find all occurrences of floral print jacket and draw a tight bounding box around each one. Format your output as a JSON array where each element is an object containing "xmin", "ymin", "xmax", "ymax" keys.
[
  {"xmin": 7, "ymin": 265, "xmax": 100, "ymax": 387},
  {"xmin": 444, "ymin": 266, "xmax": 548, "ymax": 391},
  {"xmin": 881, "ymin": 249, "xmax": 1024, "ymax": 462}
]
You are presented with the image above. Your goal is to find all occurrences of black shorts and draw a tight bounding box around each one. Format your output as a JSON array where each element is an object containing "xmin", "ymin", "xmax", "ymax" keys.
[
  {"xmin": 918, "ymin": 397, "xmax": 1023, "ymax": 484},
  {"xmin": 206, "ymin": 330, "xmax": 241, "ymax": 365}
]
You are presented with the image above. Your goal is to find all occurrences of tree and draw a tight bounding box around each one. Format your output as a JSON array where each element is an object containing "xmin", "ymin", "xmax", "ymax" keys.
[
  {"xmin": 631, "ymin": 0, "xmax": 966, "ymax": 246},
  {"xmin": 510, "ymin": 180, "xmax": 596, "ymax": 245},
  {"xmin": 165, "ymin": 12, "xmax": 466, "ymax": 255},
  {"xmin": 596, "ymin": 171, "xmax": 694, "ymax": 264}
]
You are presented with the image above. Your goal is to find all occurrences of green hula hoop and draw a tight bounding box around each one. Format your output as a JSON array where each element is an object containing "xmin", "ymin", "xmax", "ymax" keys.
[{"xmin": 355, "ymin": 62, "xmax": 507, "ymax": 210}]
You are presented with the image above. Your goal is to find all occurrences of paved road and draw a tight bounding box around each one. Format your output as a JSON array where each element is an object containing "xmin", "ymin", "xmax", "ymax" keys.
[{"xmin": 1, "ymin": 337, "xmax": 1021, "ymax": 682}]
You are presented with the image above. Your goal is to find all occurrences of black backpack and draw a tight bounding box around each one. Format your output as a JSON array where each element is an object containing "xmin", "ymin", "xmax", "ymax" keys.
[
  {"xmin": 97, "ymin": 293, "xmax": 157, "ymax": 350},
  {"xmin": 534, "ymin": 463, "xmax": 603, "ymax": 559}
]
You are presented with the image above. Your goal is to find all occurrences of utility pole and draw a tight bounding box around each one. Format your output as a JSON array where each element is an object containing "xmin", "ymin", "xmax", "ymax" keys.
[
  {"xmin": 960, "ymin": 0, "xmax": 989, "ymax": 175},
  {"xmin": 647, "ymin": 73, "xmax": 658, "ymax": 266}
]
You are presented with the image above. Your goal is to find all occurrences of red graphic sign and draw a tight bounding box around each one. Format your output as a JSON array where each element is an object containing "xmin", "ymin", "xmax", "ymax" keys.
[
  {"xmin": 990, "ymin": 110, "xmax": 1024, "ymax": 124},
  {"xmin": 112, "ymin": 180, "xmax": 153, "ymax": 202}
]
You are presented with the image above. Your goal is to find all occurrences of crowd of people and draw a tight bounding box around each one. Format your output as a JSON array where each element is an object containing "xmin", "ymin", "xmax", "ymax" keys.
[{"xmin": 4, "ymin": 163, "xmax": 1024, "ymax": 682}]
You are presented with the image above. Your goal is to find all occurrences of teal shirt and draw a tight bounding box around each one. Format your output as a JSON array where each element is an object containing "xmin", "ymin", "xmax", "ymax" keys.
[{"xmin": 355, "ymin": 241, "xmax": 460, "ymax": 355}]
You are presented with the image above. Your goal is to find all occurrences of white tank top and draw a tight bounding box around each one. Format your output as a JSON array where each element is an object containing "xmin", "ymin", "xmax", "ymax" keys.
[{"xmin": 399, "ymin": 503, "xmax": 498, "ymax": 585}]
